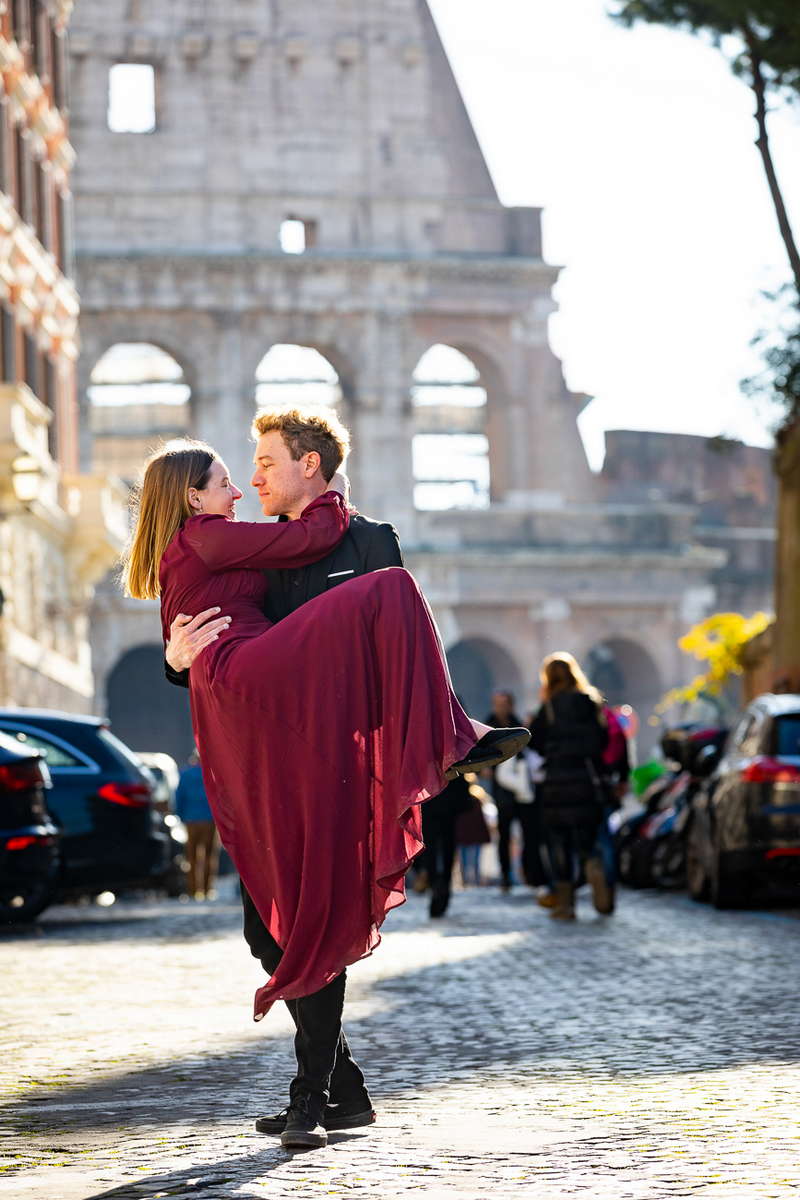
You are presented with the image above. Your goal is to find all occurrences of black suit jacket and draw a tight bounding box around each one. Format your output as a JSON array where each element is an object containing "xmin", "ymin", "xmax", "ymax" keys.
[{"xmin": 165, "ymin": 512, "xmax": 403, "ymax": 688}]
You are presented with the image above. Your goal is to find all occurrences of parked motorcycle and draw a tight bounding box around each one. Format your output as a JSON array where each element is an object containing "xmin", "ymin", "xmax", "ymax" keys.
[{"xmin": 616, "ymin": 725, "xmax": 727, "ymax": 890}]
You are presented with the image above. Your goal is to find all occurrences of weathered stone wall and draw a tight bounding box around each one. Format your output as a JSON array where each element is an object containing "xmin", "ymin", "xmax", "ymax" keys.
[{"xmin": 68, "ymin": 2, "xmax": 775, "ymax": 757}]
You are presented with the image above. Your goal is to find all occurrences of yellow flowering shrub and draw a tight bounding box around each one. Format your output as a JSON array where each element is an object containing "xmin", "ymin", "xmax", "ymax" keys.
[{"xmin": 656, "ymin": 611, "xmax": 772, "ymax": 714}]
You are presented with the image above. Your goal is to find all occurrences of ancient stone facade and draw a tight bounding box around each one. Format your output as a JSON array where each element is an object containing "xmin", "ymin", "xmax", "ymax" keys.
[
  {"xmin": 67, "ymin": 1, "xmax": 774, "ymax": 758},
  {"xmin": 0, "ymin": 0, "xmax": 125, "ymax": 712}
]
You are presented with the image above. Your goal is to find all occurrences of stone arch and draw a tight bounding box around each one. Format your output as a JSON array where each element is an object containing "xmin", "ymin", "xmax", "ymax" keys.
[
  {"xmin": 246, "ymin": 328, "xmax": 358, "ymax": 409},
  {"xmin": 254, "ymin": 343, "xmax": 344, "ymax": 410},
  {"xmin": 584, "ymin": 636, "xmax": 663, "ymax": 752},
  {"xmin": 106, "ymin": 644, "xmax": 194, "ymax": 765},
  {"xmin": 446, "ymin": 636, "xmax": 524, "ymax": 717},
  {"xmin": 87, "ymin": 342, "xmax": 193, "ymax": 485},
  {"xmin": 411, "ymin": 344, "xmax": 490, "ymax": 511}
]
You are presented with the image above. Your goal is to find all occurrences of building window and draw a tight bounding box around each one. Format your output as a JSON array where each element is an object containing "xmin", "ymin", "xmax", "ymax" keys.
[
  {"xmin": 0, "ymin": 307, "xmax": 16, "ymax": 383},
  {"xmin": 255, "ymin": 344, "xmax": 341, "ymax": 410},
  {"xmin": 88, "ymin": 343, "xmax": 190, "ymax": 484},
  {"xmin": 107, "ymin": 64, "xmax": 157, "ymax": 134},
  {"xmin": 10, "ymin": 0, "xmax": 32, "ymax": 56},
  {"xmin": 14, "ymin": 125, "xmax": 36, "ymax": 228},
  {"xmin": 411, "ymin": 344, "xmax": 490, "ymax": 511},
  {"xmin": 279, "ymin": 217, "xmax": 316, "ymax": 254},
  {"xmin": 0, "ymin": 107, "xmax": 7, "ymax": 196},
  {"xmin": 23, "ymin": 330, "xmax": 39, "ymax": 395}
]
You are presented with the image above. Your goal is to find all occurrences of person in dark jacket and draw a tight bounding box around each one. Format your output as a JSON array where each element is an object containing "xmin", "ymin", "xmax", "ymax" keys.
[
  {"xmin": 485, "ymin": 690, "xmax": 550, "ymax": 896},
  {"xmin": 418, "ymin": 774, "xmax": 472, "ymax": 917},
  {"xmin": 529, "ymin": 652, "xmax": 611, "ymax": 921}
]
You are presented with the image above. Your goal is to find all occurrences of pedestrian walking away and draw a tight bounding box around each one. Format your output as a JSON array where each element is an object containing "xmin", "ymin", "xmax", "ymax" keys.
[
  {"xmin": 418, "ymin": 773, "xmax": 473, "ymax": 917},
  {"xmin": 529, "ymin": 652, "xmax": 611, "ymax": 920},
  {"xmin": 124, "ymin": 408, "xmax": 529, "ymax": 1150},
  {"xmin": 174, "ymin": 749, "xmax": 219, "ymax": 900}
]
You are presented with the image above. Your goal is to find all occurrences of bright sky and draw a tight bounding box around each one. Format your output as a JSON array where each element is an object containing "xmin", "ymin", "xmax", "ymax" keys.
[{"xmin": 427, "ymin": 0, "xmax": 800, "ymax": 468}]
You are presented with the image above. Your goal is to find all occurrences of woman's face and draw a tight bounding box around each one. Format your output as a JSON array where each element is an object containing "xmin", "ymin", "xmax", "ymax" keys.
[{"xmin": 190, "ymin": 459, "xmax": 243, "ymax": 519}]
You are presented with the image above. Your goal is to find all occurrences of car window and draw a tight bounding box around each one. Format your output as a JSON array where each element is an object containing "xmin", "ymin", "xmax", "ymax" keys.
[
  {"xmin": 731, "ymin": 714, "xmax": 756, "ymax": 750},
  {"xmin": 97, "ymin": 728, "xmax": 148, "ymax": 776},
  {"xmin": 739, "ymin": 713, "xmax": 764, "ymax": 758},
  {"xmin": 0, "ymin": 727, "xmax": 82, "ymax": 768},
  {"xmin": 774, "ymin": 714, "xmax": 800, "ymax": 757}
]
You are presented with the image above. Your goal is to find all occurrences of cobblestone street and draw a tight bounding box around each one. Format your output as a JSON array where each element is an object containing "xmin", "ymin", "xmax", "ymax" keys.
[{"xmin": 1, "ymin": 882, "xmax": 799, "ymax": 1199}]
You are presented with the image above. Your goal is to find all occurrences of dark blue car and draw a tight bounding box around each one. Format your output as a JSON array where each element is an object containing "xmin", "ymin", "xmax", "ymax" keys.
[
  {"xmin": 688, "ymin": 694, "xmax": 800, "ymax": 907},
  {"xmin": 0, "ymin": 730, "xmax": 60, "ymax": 923},
  {"xmin": 0, "ymin": 710, "xmax": 182, "ymax": 900}
]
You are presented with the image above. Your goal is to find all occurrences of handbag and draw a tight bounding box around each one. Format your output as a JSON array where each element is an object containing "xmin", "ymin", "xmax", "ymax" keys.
[{"xmin": 495, "ymin": 751, "xmax": 540, "ymax": 803}]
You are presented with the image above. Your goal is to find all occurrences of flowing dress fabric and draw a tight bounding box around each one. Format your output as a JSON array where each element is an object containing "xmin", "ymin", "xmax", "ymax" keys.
[{"xmin": 159, "ymin": 493, "xmax": 475, "ymax": 1019}]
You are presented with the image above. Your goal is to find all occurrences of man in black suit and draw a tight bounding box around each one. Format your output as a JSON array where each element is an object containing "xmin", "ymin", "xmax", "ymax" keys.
[{"xmin": 164, "ymin": 408, "xmax": 401, "ymax": 1149}]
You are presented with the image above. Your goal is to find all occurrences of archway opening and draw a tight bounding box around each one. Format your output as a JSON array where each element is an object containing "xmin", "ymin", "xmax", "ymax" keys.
[
  {"xmin": 446, "ymin": 637, "xmax": 523, "ymax": 718},
  {"xmin": 88, "ymin": 343, "xmax": 190, "ymax": 485},
  {"xmin": 585, "ymin": 637, "xmax": 663, "ymax": 754},
  {"xmin": 255, "ymin": 344, "xmax": 342, "ymax": 411},
  {"xmin": 106, "ymin": 645, "xmax": 195, "ymax": 765},
  {"xmin": 411, "ymin": 344, "xmax": 489, "ymax": 511}
]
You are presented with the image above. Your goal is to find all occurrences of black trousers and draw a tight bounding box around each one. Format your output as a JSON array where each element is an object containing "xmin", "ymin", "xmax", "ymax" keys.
[
  {"xmin": 495, "ymin": 787, "xmax": 549, "ymax": 887},
  {"xmin": 240, "ymin": 883, "xmax": 367, "ymax": 1104},
  {"xmin": 541, "ymin": 807, "xmax": 602, "ymax": 884},
  {"xmin": 419, "ymin": 808, "xmax": 457, "ymax": 901}
]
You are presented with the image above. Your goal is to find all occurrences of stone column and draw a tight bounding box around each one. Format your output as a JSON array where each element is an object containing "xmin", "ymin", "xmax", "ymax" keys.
[{"xmin": 191, "ymin": 318, "xmax": 260, "ymax": 520}]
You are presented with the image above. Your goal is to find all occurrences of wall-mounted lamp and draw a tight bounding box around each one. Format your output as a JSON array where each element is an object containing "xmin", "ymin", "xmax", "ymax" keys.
[{"xmin": 12, "ymin": 454, "xmax": 42, "ymax": 504}]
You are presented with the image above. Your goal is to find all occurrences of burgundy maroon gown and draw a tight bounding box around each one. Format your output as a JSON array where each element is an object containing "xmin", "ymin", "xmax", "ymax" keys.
[{"xmin": 159, "ymin": 491, "xmax": 476, "ymax": 1020}]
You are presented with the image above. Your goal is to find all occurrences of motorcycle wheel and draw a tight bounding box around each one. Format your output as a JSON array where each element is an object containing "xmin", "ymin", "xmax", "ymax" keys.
[{"xmin": 651, "ymin": 835, "xmax": 686, "ymax": 890}]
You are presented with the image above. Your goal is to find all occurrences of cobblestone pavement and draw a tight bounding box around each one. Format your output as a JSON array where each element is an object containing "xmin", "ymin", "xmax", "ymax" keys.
[{"xmin": 1, "ymin": 880, "xmax": 799, "ymax": 1200}]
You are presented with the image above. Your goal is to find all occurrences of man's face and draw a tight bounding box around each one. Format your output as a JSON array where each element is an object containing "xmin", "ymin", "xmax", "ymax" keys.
[
  {"xmin": 251, "ymin": 430, "xmax": 318, "ymax": 517},
  {"xmin": 492, "ymin": 691, "xmax": 512, "ymax": 719}
]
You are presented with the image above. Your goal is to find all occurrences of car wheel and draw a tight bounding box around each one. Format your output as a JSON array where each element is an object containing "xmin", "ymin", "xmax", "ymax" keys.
[
  {"xmin": 0, "ymin": 878, "xmax": 58, "ymax": 924},
  {"xmin": 686, "ymin": 822, "xmax": 709, "ymax": 902},
  {"xmin": 709, "ymin": 843, "xmax": 750, "ymax": 910}
]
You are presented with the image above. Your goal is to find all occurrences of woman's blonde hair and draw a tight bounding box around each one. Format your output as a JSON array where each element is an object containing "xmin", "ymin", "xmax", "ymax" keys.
[
  {"xmin": 121, "ymin": 440, "xmax": 217, "ymax": 600},
  {"xmin": 540, "ymin": 651, "xmax": 602, "ymax": 706}
]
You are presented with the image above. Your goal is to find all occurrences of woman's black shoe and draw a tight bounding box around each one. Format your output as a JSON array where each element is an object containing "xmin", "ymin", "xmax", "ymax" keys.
[{"xmin": 446, "ymin": 727, "xmax": 530, "ymax": 780}]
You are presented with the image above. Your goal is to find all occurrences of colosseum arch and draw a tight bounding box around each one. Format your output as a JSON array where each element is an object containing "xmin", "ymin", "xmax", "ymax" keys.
[
  {"xmin": 106, "ymin": 644, "xmax": 194, "ymax": 764},
  {"xmin": 584, "ymin": 636, "xmax": 664, "ymax": 754},
  {"xmin": 88, "ymin": 342, "xmax": 192, "ymax": 485},
  {"xmin": 446, "ymin": 636, "xmax": 524, "ymax": 717},
  {"xmin": 411, "ymin": 344, "xmax": 492, "ymax": 511}
]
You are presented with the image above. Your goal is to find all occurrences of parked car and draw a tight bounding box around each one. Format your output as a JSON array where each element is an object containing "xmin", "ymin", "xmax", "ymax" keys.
[
  {"xmin": 687, "ymin": 693, "xmax": 800, "ymax": 908},
  {"xmin": 0, "ymin": 710, "xmax": 187, "ymax": 901},
  {"xmin": 0, "ymin": 730, "xmax": 61, "ymax": 923},
  {"xmin": 136, "ymin": 752, "xmax": 180, "ymax": 814}
]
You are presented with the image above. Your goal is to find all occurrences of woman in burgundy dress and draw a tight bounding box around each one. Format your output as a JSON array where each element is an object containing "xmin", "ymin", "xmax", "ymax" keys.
[{"xmin": 123, "ymin": 441, "xmax": 527, "ymax": 1021}]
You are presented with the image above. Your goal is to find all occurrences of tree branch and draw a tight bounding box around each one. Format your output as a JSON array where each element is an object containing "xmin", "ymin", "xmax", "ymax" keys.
[{"xmin": 743, "ymin": 23, "xmax": 800, "ymax": 301}]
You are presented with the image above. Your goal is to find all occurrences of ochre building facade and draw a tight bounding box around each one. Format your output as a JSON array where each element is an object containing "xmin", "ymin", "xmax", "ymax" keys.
[{"xmin": 0, "ymin": 0, "xmax": 124, "ymax": 711}]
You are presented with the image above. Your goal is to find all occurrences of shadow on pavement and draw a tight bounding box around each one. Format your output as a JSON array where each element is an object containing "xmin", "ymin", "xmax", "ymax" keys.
[{"xmin": 5, "ymin": 888, "xmax": 800, "ymax": 1144}]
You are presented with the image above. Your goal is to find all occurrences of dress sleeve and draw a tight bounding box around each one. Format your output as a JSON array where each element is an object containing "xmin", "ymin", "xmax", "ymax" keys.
[{"xmin": 183, "ymin": 491, "xmax": 350, "ymax": 572}]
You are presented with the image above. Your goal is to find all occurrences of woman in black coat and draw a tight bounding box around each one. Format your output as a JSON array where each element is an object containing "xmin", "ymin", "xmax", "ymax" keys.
[{"xmin": 529, "ymin": 652, "xmax": 611, "ymax": 920}]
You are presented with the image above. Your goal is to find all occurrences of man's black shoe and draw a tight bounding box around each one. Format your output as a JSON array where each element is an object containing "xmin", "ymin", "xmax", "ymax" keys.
[
  {"xmin": 280, "ymin": 1091, "xmax": 328, "ymax": 1149},
  {"xmin": 257, "ymin": 1095, "xmax": 376, "ymax": 1137},
  {"xmin": 429, "ymin": 888, "xmax": 450, "ymax": 918}
]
